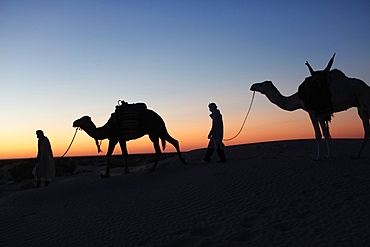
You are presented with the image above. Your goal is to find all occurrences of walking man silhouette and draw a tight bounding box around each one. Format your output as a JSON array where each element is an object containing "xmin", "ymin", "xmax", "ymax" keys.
[
  {"xmin": 34, "ymin": 130, "xmax": 55, "ymax": 187},
  {"xmin": 204, "ymin": 103, "xmax": 227, "ymax": 162}
]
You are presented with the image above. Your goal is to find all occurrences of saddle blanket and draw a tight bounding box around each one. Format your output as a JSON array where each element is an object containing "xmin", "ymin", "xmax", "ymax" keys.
[{"xmin": 114, "ymin": 101, "xmax": 147, "ymax": 140}]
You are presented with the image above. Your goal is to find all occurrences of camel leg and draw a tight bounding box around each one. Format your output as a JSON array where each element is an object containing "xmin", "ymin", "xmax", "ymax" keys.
[
  {"xmin": 354, "ymin": 115, "xmax": 369, "ymax": 158},
  {"xmin": 101, "ymin": 140, "xmax": 117, "ymax": 178},
  {"xmin": 118, "ymin": 140, "xmax": 129, "ymax": 174},
  {"xmin": 150, "ymin": 136, "xmax": 162, "ymax": 171},
  {"xmin": 319, "ymin": 120, "xmax": 332, "ymax": 158},
  {"xmin": 165, "ymin": 133, "xmax": 186, "ymax": 164},
  {"xmin": 309, "ymin": 112, "xmax": 324, "ymax": 160}
]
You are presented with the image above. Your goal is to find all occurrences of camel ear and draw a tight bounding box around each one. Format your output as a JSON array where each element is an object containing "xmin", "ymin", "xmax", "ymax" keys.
[
  {"xmin": 324, "ymin": 53, "xmax": 336, "ymax": 72},
  {"xmin": 305, "ymin": 61, "xmax": 315, "ymax": 76}
]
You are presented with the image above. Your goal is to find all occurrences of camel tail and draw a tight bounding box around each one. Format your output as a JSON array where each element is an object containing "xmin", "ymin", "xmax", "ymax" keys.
[{"xmin": 161, "ymin": 138, "xmax": 166, "ymax": 151}]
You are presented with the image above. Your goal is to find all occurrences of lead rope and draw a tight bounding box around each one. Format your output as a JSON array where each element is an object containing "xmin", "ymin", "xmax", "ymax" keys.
[
  {"xmin": 223, "ymin": 91, "xmax": 255, "ymax": 141},
  {"xmin": 60, "ymin": 128, "xmax": 80, "ymax": 158}
]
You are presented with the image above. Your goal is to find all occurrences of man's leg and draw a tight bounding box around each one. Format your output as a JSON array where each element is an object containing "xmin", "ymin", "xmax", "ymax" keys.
[
  {"xmin": 204, "ymin": 148, "xmax": 214, "ymax": 162},
  {"xmin": 217, "ymin": 146, "xmax": 227, "ymax": 162}
]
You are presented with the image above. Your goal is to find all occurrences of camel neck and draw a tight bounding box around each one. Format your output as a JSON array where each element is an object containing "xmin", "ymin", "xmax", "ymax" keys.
[
  {"xmin": 95, "ymin": 125, "xmax": 110, "ymax": 140},
  {"xmin": 266, "ymin": 86, "xmax": 302, "ymax": 111},
  {"xmin": 83, "ymin": 123, "xmax": 109, "ymax": 141}
]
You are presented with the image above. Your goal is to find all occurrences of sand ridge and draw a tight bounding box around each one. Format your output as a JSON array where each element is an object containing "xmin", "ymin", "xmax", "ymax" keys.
[{"xmin": 0, "ymin": 139, "xmax": 369, "ymax": 246}]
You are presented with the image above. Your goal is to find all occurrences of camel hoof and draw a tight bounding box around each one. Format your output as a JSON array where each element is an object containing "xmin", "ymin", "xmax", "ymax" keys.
[
  {"xmin": 181, "ymin": 158, "xmax": 187, "ymax": 165},
  {"xmin": 100, "ymin": 173, "xmax": 110, "ymax": 178},
  {"xmin": 313, "ymin": 157, "xmax": 325, "ymax": 162}
]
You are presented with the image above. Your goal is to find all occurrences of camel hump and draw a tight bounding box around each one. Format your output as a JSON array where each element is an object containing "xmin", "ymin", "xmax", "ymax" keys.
[
  {"xmin": 114, "ymin": 101, "xmax": 147, "ymax": 140},
  {"xmin": 116, "ymin": 100, "xmax": 147, "ymax": 113},
  {"xmin": 115, "ymin": 101, "xmax": 146, "ymax": 118}
]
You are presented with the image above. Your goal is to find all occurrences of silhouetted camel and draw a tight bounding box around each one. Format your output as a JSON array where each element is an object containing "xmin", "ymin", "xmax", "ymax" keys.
[
  {"xmin": 73, "ymin": 109, "xmax": 186, "ymax": 177},
  {"xmin": 251, "ymin": 54, "xmax": 370, "ymax": 159}
]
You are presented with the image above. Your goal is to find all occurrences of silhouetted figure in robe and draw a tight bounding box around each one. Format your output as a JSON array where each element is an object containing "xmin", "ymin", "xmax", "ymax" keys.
[
  {"xmin": 33, "ymin": 130, "xmax": 55, "ymax": 187},
  {"xmin": 204, "ymin": 103, "xmax": 227, "ymax": 162}
]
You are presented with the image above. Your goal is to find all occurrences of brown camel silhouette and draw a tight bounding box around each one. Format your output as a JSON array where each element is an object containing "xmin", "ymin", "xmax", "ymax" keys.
[
  {"xmin": 251, "ymin": 54, "xmax": 370, "ymax": 159},
  {"xmin": 73, "ymin": 109, "xmax": 186, "ymax": 177}
]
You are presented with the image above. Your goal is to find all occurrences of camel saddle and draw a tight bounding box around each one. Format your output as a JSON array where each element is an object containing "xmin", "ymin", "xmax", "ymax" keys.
[
  {"xmin": 298, "ymin": 75, "xmax": 333, "ymax": 121},
  {"xmin": 114, "ymin": 100, "xmax": 147, "ymax": 140}
]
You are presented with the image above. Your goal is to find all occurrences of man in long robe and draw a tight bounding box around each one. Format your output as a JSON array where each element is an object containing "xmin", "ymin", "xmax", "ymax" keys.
[
  {"xmin": 34, "ymin": 130, "xmax": 55, "ymax": 187},
  {"xmin": 204, "ymin": 103, "xmax": 227, "ymax": 162}
]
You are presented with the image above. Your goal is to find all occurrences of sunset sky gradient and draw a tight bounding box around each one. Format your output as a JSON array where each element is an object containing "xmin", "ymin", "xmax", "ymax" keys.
[{"xmin": 1, "ymin": 1, "xmax": 370, "ymax": 159}]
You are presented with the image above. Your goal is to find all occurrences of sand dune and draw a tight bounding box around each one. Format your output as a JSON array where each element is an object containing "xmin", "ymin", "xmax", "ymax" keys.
[{"xmin": 1, "ymin": 139, "xmax": 369, "ymax": 246}]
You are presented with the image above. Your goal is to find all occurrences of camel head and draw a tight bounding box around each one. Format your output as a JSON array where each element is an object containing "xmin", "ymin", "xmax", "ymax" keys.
[
  {"xmin": 73, "ymin": 116, "xmax": 103, "ymax": 153},
  {"xmin": 250, "ymin": 81, "xmax": 274, "ymax": 95},
  {"xmin": 72, "ymin": 116, "xmax": 96, "ymax": 131}
]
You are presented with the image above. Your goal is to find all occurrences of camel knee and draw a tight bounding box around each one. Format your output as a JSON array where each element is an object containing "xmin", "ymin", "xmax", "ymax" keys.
[
  {"xmin": 166, "ymin": 135, "xmax": 180, "ymax": 150},
  {"xmin": 172, "ymin": 139, "xmax": 179, "ymax": 149}
]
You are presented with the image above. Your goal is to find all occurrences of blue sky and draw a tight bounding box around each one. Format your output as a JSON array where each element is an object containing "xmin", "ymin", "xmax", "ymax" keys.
[{"xmin": 1, "ymin": 0, "xmax": 370, "ymax": 159}]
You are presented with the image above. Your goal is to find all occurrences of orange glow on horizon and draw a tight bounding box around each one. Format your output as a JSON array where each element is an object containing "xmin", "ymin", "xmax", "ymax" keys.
[
  {"xmin": 1, "ymin": 127, "xmax": 364, "ymax": 160},
  {"xmin": 0, "ymin": 108, "xmax": 365, "ymax": 160}
]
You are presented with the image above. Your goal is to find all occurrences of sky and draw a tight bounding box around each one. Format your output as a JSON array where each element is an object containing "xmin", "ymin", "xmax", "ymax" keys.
[{"xmin": 1, "ymin": 0, "xmax": 370, "ymax": 159}]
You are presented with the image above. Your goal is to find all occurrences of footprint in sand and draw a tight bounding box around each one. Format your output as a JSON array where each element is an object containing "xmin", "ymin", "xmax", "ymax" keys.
[
  {"xmin": 190, "ymin": 225, "xmax": 224, "ymax": 237},
  {"xmin": 344, "ymin": 193, "xmax": 363, "ymax": 202},
  {"xmin": 241, "ymin": 214, "xmax": 260, "ymax": 228},
  {"xmin": 302, "ymin": 188, "xmax": 319, "ymax": 198},
  {"xmin": 296, "ymin": 210, "xmax": 314, "ymax": 219},
  {"xmin": 212, "ymin": 171, "xmax": 229, "ymax": 177},
  {"xmin": 171, "ymin": 229, "xmax": 187, "ymax": 236},
  {"xmin": 288, "ymin": 198, "xmax": 305, "ymax": 208},
  {"xmin": 332, "ymin": 181, "xmax": 346, "ymax": 189},
  {"xmin": 137, "ymin": 238, "xmax": 152, "ymax": 246},
  {"xmin": 273, "ymin": 221, "xmax": 295, "ymax": 232},
  {"xmin": 343, "ymin": 173, "xmax": 355, "ymax": 180},
  {"xmin": 255, "ymin": 206, "xmax": 273, "ymax": 215},
  {"xmin": 231, "ymin": 230, "xmax": 261, "ymax": 242},
  {"xmin": 164, "ymin": 226, "xmax": 224, "ymax": 247},
  {"xmin": 331, "ymin": 202, "xmax": 344, "ymax": 210},
  {"xmin": 163, "ymin": 238, "xmax": 202, "ymax": 247}
]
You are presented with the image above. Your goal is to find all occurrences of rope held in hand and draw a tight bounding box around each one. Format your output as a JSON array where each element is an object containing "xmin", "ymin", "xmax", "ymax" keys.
[{"xmin": 223, "ymin": 91, "xmax": 255, "ymax": 141}]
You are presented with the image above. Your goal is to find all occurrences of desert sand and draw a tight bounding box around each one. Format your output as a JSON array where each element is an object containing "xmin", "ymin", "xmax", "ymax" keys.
[{"xmin": 1, "ymin": 139, "xmax": 370, "ymax": 246}]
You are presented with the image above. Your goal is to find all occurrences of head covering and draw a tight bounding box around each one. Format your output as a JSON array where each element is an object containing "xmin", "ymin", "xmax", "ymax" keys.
[
  {"xmin": 36, "ymin": 130, "xmax": 44, "ymax": 136},
  {"xmin": 208, "ymin": 102, "xmax": 217, "ymax": 109}
]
